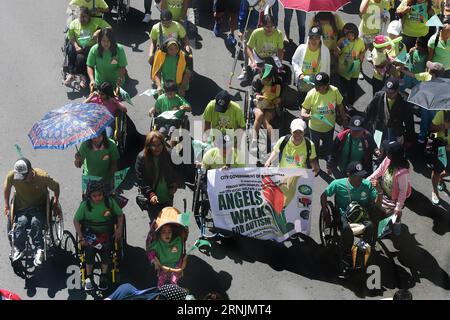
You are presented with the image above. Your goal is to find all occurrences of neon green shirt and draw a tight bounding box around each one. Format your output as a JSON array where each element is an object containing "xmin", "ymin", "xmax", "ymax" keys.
[
  {"xmin": 359, "ymin": 0, "xmax": 391, "ymax": 36},
  {"xmin": 398, "ymin": 0, "xmax": 430, "ymax": 37},
  {"xmin": 87, "ymin": 44, "xmax": 128, "ymax": 86},
  {"xmin": 247, "ymin": 28, "xmax": 284, "ymax": 58},
  {"xmin": 299, "ymin": 48, "xmax": 320, "ymax": 92},
  {"xmin": 68, "ymin": 17, "xmax": 111, "ymax": 48},
  {"xmin": 164, "ymin": 0, "xmax": 186, "ymax": 21},
  {"xmin": 69, "ymin": 0, "xmax": 109, "ymax": 11},
  {"xmin": 155, "ymin": 93, "xmax": 189, "ymax": 114},
  {"xmin": 428, "ymin": 33, "xmax": 450, "ymax": 70},
  {"xmin": 309, "ymin": 14, "xmax": 344, "ymax": 51},
  {"xmin": 201, "ymin": 148, "xmax": 245, "ymax": 170},
  {"xmin": 273, "ymin": 137, "xmax": 317, "ymax": 168},
  {"xmin": 302, "ymin": 85, "xmax": 344, "ymax": 133},
  {"xmin": 202, "ymin": 100, "xmax": 245, "ymax": 132},
  {"xmin": 415, "ymin": 71, "xmax": 432, "ymax": 82},
  {"xmin": 150, "ymin": 21, "xmax": 186, "ymax": 46},
  {"xmin": 432, "ymin": 111, "xmax": 450, "ymax": 144},
  {"xmin": 337, "ymin": 38, "xmax": 366, "ymax": 80}
]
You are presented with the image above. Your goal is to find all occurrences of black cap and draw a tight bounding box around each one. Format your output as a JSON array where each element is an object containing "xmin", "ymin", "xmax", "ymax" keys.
[
  {"xmin": 99, "ymin": 82, "xmax": 115, "ymax": 98},
  {"xmin": 215, "ymin": 90, "xmax": 231, "ymax": 113},
  {"xmin": 308, "ymin": 26, "xmax": 322, "ymax": 37},
  {"xmin": 384, "ymin": 77, "xmax": 399, "ymax": 92},
  {"xmin": 383, "ymin": 140, "xmax": 403, "ymax": 155},
  {"xmin": 349, "ymin": 115, "xmax": 365, "ymax": 131},
  {"xmin": 347, "ymin": 161, "xmax": 367, "ymax": 177},
  {"xmin": 314, "ymin": 72, "xmax": 330, "ymax": 86},
  {"xmin": 160, "ymin": 9, "xmax": 173, "ymax": 21}
]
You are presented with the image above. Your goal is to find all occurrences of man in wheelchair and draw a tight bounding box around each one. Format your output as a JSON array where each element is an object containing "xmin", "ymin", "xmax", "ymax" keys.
[
  {"xmin": 320, "ymin": 161, "xmax": 383, "ymax": 278},
  {"xmin": 3, "ymin": 158, "xmax": 60, "ymax": 266},
  {"xmin": 73, "ymin": 180, "xmax": 124, "ymax": 291}
]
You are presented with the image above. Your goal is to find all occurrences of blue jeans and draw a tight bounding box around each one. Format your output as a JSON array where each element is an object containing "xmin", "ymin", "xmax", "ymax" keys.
[
  {"xmin": 107, "ymin": 283, "xmax": 160, "ymax": 300},
  {"xmin": 284, "ymin": 9, "xmax": 306, "ymax": 44},
  {"xmin": 382, "ymin": 127, "xmax": 398, "ymax": 143},
  {"xmin": 13, "ymin": 207, "xmax": 45, "ymax": 251},
  {"xmin": 418, "ymin": 109, "xmax": 437, "ymax": 143}
]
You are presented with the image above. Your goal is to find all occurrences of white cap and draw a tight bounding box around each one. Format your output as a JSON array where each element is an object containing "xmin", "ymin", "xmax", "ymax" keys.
[
  {"xmin": 13, "ymin": 159, "xmax": 29, "ymax": 181},
  {"xmin": 387, "ymin": 20, "xmax": 402, "ymax": 36},
  {"xmin": 290, "ymin": 118, "xmax": 306, "ymax": 133}
]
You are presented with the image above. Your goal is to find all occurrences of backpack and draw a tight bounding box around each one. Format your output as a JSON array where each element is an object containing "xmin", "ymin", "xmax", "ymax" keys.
[{"xmin": 278, "ymin": 134, "xmax": 312, "ymax": 169}]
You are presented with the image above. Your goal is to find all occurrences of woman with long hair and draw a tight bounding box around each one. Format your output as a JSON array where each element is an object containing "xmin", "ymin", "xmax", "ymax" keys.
[
  {"xmin": 87, "ymin": 28, "xmax": 128, "ymax": 91},
  {"xmin": 135, "ymin": 132, "xmax": 178, "ymax": 220}
]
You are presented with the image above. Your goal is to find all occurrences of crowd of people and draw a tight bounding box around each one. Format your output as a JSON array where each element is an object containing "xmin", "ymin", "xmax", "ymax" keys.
[{"xmin": 2, "ymin": 0, "xmax": 450, "ymax": 299}]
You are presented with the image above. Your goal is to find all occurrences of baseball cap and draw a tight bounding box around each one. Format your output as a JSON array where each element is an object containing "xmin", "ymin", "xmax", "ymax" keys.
[
  {"xmin": 13, "ymin": 158, "xmax": 32, "ymax": 181},
  {"xmin": 387, "ymin": 20, "xmax": 402, "ymax": 36},
  {"xmin": 383, "ymin": 140, "xmax": 403, "ymax": 155},
  {"xmin": 349, "ymin": 115, "xmax": 365, "ymax": 131},
  {"xmin": 426, "ymin": 61, "xmax": 445, "ymax": 75},
  {"xmin": 384, "ymin": 77, "xmax": 399, "ymax": 92},
  {"xmin": 160, "ymin": 9, "xmax": 173, "ymax": 22},
  {"xmin": 314, "ymin": 72, "xmax": 330, "ymax": 86},
  {"xmin": 290, "ymin": 118, "xmax": 306, "ymax": 133},
  {"xmin": 308, "ymin": 26, "xmax": 322, "ymax": 37},
  {"xmin": 215, "ymin": 90, "xmax": 231, "ymax": 113},
  {"xmin": 346, "ymin": 161, "xmax": 367, "ymax": 177}
]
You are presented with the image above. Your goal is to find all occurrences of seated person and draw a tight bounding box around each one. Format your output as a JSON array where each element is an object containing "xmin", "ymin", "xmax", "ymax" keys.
[
  {"xmin": 320, "ymin": 161, "xmax": 382, "ymax": 278},
  {"xmin": 3, "ymin": 158, "xmax": 60, "ymax": 266},
  {"xmin": 202, "ymin": 134, "xmax": 245, "ymax": 171},
  {"xmin": 85, "ymin": 82, "xmax": 128, "ymax": 116},
  {"xmin": 73, "ymin": 180, "xmax": 124, "ymax": 291},
  {"xmin": 65, "ymin": 7, "xmax": 111, "ymax": 87},
  {"xmin": 69, "ymin": 0, "xmax": 109, "ymax": 17},
  {"xmin": 151, "ymin": 38, "xmax": 191, "ymax": 97},
  {"xmin": 251, "ymin": 64, "xmax": 281, "ymax": 146}
]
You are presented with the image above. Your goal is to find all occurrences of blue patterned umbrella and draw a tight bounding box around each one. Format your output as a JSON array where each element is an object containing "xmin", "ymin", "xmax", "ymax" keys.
[{"xmin": 28, "ymin": 103, "xmax": 114, "ymax": 150}]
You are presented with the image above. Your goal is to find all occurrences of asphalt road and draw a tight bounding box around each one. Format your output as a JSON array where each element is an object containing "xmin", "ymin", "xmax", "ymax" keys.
[{"xmin": 0, "ymin": 0, "xmax": 449, "ymax": 300}]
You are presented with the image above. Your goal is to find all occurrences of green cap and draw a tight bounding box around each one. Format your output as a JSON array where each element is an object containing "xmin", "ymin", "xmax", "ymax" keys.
[{"xmin": 261, "ymin": 64, "xmax": 273, "ymax": 80}]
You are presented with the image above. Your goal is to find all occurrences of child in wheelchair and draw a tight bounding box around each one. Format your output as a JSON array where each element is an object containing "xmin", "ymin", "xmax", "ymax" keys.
[
  {"xmin": 251, "ymin": 64, "xmax": 282, "ymax": 147},
  {"xmin": 73, "ymin": 180, "xmax": 124, "ymax": 291},
  {"xmin": 146, "ymin": 207, "xmax": 188, "ymax": 287},
  {"xmin": 149, "ymin": 80, "xmax": 191, "ymax": 145}
]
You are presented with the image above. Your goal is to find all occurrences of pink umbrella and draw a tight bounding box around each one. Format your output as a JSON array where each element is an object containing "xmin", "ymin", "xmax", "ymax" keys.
[{"xmin": 279, "ymin": 0, "xmax": 351, "ymax": 12}]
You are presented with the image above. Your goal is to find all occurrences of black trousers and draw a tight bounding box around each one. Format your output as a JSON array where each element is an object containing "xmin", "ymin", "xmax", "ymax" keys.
[
  {"xmin": 339, "ymin": 77, "xmax": 358, "ymax": 105},
  {"xmin": 67, "ymin": 43, "xmax": 89, "ymax": 75}
]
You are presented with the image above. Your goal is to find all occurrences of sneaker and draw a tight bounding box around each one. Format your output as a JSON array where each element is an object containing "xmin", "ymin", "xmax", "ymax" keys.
[
  {"xmin": 431, "ymin": 191, "xmax": 440, "ymax": 205},
  {"xmin": 338, "ymin": 261, "xmax": 351, "ymax": 279},
  {"xmin": 213, "ymin": 22, "xmax": 221, "ymax": 37},
  {"xmin": 438, "ymin": 182, "xmax": 447, "ymax": 192},
  {"xmin": 358, "ymin": 72, "xmax": 364, "ymax": 80},
  {"xmin": 237, "ymin": 71, "xmax": 246, "ymax": 81},
  {"xmin": 142, "ymin": 13, "xmax": 152, "ymax": 23},
  {"xmin": 11, "ymin": 247, "xmax": 24, "ymax": 262},
  {"xmin": 226, "ymin": 34, "xmax": 237, "ymax": 47},
  {"xmin": 98, "ymin": 274, "xmax": 109, "ymax": 291},
  {"xmin": 33, "ymin": 248, "xmax": 44, "ymax": 267},
  {"xmin": 84, "ymin": 277, "xmax": 94, "ymax": 291}
]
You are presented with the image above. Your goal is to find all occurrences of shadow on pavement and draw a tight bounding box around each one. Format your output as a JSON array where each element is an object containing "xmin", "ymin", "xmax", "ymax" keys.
[
  {"xmin": 202, "ymin": 233, "xmax": 400, "ymax": 298},
  {"xmin": 341, "ymin": 0, "xmax": 361, "ymax": 15},
  {"xmin": 185, "ymin": 73, "xmax": 223, "ymax": 116},
  {"xmin": 405, "ymin": 188, "xmax": 450, "ymax": 236}
]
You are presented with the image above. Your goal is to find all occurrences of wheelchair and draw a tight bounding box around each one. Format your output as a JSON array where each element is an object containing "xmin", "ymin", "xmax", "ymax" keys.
[
  {"xmin": 113, "ymin": 110, "xmax": 127, "ymax": 155},
  {"xmin": 6, "ymin": 192, "xmax": 64, "ymax": 279},
  {"xmin": 75, "ymin": 214, "xmax": 127, "ymax": 291},
  {"xmin": 149, "ymin": 112, "xmax": 190, "ymax": 146}
]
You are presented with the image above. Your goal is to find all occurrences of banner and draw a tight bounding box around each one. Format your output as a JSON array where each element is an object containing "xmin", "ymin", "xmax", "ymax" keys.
[{"xmin": 207, "ymin": 167, "xmax": 315, "ymax": 242}]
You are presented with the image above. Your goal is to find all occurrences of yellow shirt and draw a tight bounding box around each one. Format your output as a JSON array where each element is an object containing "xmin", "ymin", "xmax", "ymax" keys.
[
  {"xmin": 302, "ymin": 85, "xmax": 344, "ymax": 133},
  {"xmin": 337, "ymin": 37, "xmax": 366, "ymax": 80},
  {"xmin": 359, "ymin": 0, "xmax": 391, "ymax": 36},
  {"xmin": 309, "ymin": 14, "xmax": 345, "ymax": 51},
  {"xmin": 274, "ymin": 137, "xmax": 317, "ymax": 168},
  {"xmin": 398, "ymin": 0, "xmax": 430, "ymax": 37},
  {"xmin": 432, "ymin": 111, "xmax": 450, "ymax": 144}
]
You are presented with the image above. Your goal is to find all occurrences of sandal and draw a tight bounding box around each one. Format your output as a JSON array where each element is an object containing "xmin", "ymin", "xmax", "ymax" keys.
[
  {"xmin": 431, "ymin": 191, "xmax": 440, "ymax": 205},
  {"xmin": 64, "ymin": 74, "xmax": 75, "ymax": 86}
]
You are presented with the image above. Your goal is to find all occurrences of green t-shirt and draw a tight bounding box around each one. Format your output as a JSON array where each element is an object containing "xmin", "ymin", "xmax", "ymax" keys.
[
  {"xmin": 201, "ymin": 148, "xmax": 245, "ymax": 170},
  {"xmin": 428, "ymin": 33, "xmax": 450, "ymax": 70},
  {"xmin": 247, "ymin": 28, "xmax": 284, "ymax": 58},
  {"xmin": 302, "ymin": 85, "xmax": 344, "ymax": 133},
  {"xmin": 153, "ymin": 158, "xmax": 170, "ymax": 204},
  {"xmin": 338, "ymin": 136, "xmax": 365, "ymax": 172},
  {"xmin": 161, "ymin": 55, "xmax": 178, "ymax": 83},
  {"xmin": 68, "ymin": 17, "xmax": 111, "ymax": 48},
  {"xmin": 155, "ymin": 93, "xmax": 189, "ymax": 113},
  {"xmin": 309, "ymin": 14, "xmax": 344, "ymax": 51},
  {"xmin": 337, "ymin": 38, "xmax": 366, "ymax": 80},
  {"xmin": 79, "ymin": 138, "xmax": 120, "ymax": 180},
  {"xmin": 359, "ymin": 0, "xmax": 391, "ymax": 36},
  {"xmin": 398, "ymin": 0, "xmax": 430, "ymax": 37},
  {"xmin": 150, "ymin": 21, "xmax": 186, "ymax": 46},
  {"xmin": 410, "ymin": 49, "xmax": 427, "ymax": 73},
  {"xmin": 415, "ymin": 71, "xmax": 432, "ymax": 82},
  {"xmin": 273, "ymin": 136, "xmax": 317, "ymax": 168},
  {"xmin": 87, "ymin": 44, "xmax": 128, "ymax": 86},
  {"xmin": 432, "ymin": 111, "xmax": 450, "ymax": 144},
  {"xmin": 165, "ymin": 0, "xmax": 186, "ymax": 21},
  {"xmin": 202, "ymin": 100, "xmax": 245, "ymax": 132},
  {"xmin": 74, "ymin": 197, "xmax": 123, "ymax": 233},
  {"xmin": 299, "ymin": 48, "xmax": 321, "ymax": 92},
  {"xmin": 149, "ymin": 236, "xmax": 183, "ymax": 267},
  {"xmin": 325, "ymin": 178, "xmax": 378, "ymax": 216}
]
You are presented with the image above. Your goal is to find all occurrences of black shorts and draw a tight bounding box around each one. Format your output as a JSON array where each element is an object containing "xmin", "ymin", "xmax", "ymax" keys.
[
  {"xmin": 213, "ymin": 0, "xmax": 240, "ymax": 13},
  {"xmin": 432, "ymin": 151, "xmax": 450, "ymax": 174}
]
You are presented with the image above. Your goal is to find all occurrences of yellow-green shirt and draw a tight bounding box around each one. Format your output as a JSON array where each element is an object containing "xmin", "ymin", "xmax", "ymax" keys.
[
  {"xmin": 247, "ymin": 28, "xmax": 284, "ymax": 58},
  {"xmin": 372, "ymin": 48, "xmax": 389, "ymax": 80},
  {"xmin": 302, "ymin": 85, "xmax": 344, "ymax": 133},
  {"xmin": 69, "ymin": 0, "xmax": 109, "ymax": 10},
  {"xmin": 398, "ymin": 0, "xmax": 430, "ymax": 37},
  {"xmin": 432, "ymin": 111, "xmax": 450, "ymax": 144},
  {"xmin": 337, "ymin": 37, "xmax": 366, "ymax": 80},
  {"xmin": 4, "ymin": 168, "xmax": 60, "ymax": 211},
  {"xmin": 387, "ymin": 97, "xmax": 395, "ymax": 109},
  {"xmin": 164, "ymin": 0, "xmax": 186, "ymax": 21},
  {"xmin": 359, "ymin": 0, "xmax": 391, "ymax": 36},
  {"xmin": 201, "ymin": 148, "xmax": 245, "ymax": 170},
  {"xmin": 150, "ymin": 21, "xmax": 187, "ymax": 46},
  {"xmin": 299, "ymin": 48, "xmax": 320, "ymax": 92},
  {"xmin": 68, "ymin": 17, "xmax": 111, "ymax": 48},
  {"xmin": 273, "ymin": 137, "xmax": 317, "ymax": 168},
  {"xmin": 202, "ymin": 100, "xmax": 245, "ymax": 132},
  {"xmin": 309, "ymin": 14, "xmax": 345, "ymax": 51},
  {"xmin": 415, "ymin": 71, "xmax": 432, "ymax": 82}
]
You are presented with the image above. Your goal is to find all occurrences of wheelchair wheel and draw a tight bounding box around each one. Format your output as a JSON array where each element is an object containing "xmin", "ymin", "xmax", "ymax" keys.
[
  {"xmin": 49, "ymin": 197, "xmax": 64, "ymax": 248},
  {"xmin": 192, "ymin": 171, "xmax": 218, "ymax": 239},
  {"xmin": 319, "ymin": 201, "xmax": 341, "ymax": 249},
  {"xmin": 62, "ymin": 230, "xmax": 78, "ymax": 258}
]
